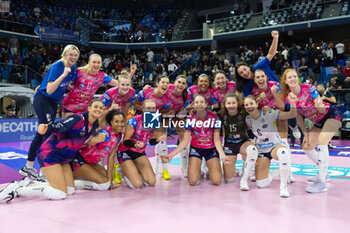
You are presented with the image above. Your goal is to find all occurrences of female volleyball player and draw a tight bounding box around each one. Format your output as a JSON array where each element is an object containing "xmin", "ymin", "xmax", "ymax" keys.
[
  {"xmin": 0, "ymin": 99, "xmax": 102, "ymax": 203},
  {"xmin": 280, "ymin": 69, "xmax": 342, "ymax": 193},
  {"xmin": 20, "ymin": 45, "xmax": 80, "ymax": 181}
]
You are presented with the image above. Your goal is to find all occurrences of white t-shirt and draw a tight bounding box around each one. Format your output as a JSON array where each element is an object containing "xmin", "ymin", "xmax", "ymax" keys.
[
  {"xmin": 335, "ymin": 43, "xmax": 344, "ymax": 54},
  {"xmin": 245, "ymin": 109, "xmax": 283, "ymax": 153},
  {"xmin": 147, "ymin": 51, "xmax": 154, "ymax": 62},
  {"xmin": 168, "ymin": 63, "xmax": 178, "ymax": 72}
]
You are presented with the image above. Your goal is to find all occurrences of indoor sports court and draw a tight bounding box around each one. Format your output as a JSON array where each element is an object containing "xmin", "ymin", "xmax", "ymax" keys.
[
  {"xmin": 1, "ymin": 0, "xmax": 350, "ymax": 232},
  {"xmin": 0, "ymin": 138, "xmax": 349, "ymax": 233}
]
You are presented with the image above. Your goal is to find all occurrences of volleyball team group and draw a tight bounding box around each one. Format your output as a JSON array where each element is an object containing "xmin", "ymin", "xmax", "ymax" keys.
[{"xmin": 0, "ymin": 31, "xmax": 342, "ymax": 203}]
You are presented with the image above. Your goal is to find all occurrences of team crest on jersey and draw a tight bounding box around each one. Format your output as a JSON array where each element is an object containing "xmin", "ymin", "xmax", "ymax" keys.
[
  {"xmin": 104, "ymin": 146, "xmax": 110, "ymax": 151},
  {"xmin": 80, "ymin": 83, "xmax": 86, "ymax": 88},
  {"xmin": 306, "ymin": 99, "xmax": 311, "ymax": 103},
  {"xmin": 94, "ymin": 82, "xmax": 99, "ymax": 86},
  {"xmin": 262, "ymin": 124, "xmax": 268, "ymax": 128}
]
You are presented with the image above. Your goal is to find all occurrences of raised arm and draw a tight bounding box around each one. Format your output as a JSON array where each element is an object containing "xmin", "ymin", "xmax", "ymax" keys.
[{"xmin": 266, "ymin": 30, "xmax": 279, "ymax": 61}]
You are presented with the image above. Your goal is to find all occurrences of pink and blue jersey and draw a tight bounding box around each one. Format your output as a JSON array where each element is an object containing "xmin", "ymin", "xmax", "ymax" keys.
[
  {"xmin": 80, "ymin": 125, "xmax": 123, "ymax": 165},
  {"xmin": 188, "ymin": 85, "xmax": 218, "ymax": 105},
  {"xmin": 212, "ymin": 82, "xmax": 236, "ymax": 104},
  {"xmin": 165, "ymin": 84, "xmax": 191, "ymax": 113},
  {"xmin": 37, "ymin": 61, "xmax": 78, "ymax": 104},
  {"xmin": 184, "ymin": 111, "xmax": 221, "ymax": 149},
  {"xmin": 37, "ymin": 112, "xmax": 99, "ymax": 167},
  {"xmin": 252, "ymin": 81, "xmax": 280, "ymax": 109},
  {"xmin": 286, "ymin": 84, "xmax": 330, "ymax": 122},
  {"xmin": 118, "ymin": 115, "xmax": 155, "ymax": 153},
  {"xmin": 100, "ymin": 87, "xmax": 135, "ymax": 109},
  {"xmin": 136, "ymin": 88, "xmax": 171, "ymax": 110},
  {"xmin": 62, "ymin": 69, "xmax": 112, "ymax": 113}
]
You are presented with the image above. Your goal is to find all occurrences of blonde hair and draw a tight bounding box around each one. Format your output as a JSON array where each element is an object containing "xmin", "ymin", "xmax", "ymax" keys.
[
  {"xmin": 59, "ymin": 44, "xmax": 80, "ymax": 64},
  {"xmin": 281, "ymin": 68, "xmax": 299, "ymax": 99},
  {"xmin": 142, "ymin": 99, "xmax": 156, "ymax": 110},
  {"xmin": 118, "ymin": 70, "xmax": 132, "ymax": 85},
  {"xmin": 80, "ymin": 54, "xmax": 102, "ymax": 74}
]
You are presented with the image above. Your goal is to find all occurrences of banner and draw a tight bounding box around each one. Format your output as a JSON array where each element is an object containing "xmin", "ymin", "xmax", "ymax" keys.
[
  {"xmin": 140, "ymin": 13, "xmax": 155, "ymax": 28},
  {"xmin": 39, "ymin": 27, "xmax": 79, "ymax": 42},
  {"xmin": 0, "ymin": 0, "xmax": 9, "ymax": 13},
  {"xmin": 0, "ymin": 119, "xmax": 38, "ymax": 142}
]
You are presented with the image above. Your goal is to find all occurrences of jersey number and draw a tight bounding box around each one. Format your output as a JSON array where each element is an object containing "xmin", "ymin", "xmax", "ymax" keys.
[
  {"xmin": 257, "ymin": 129, "xmax": 262, "ymax": 136},
  {"xmin": 229, "ymin": 124, "xmax": 237, "ymax": 132}
]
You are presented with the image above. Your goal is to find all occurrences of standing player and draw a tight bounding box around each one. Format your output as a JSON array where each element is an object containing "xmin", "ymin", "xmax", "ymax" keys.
[
  {"xmin": 219, "ymin": 93, "xmax": 258, "ymax": 190},
  {"xmin": 117, "ymin": 100, "xmax": 167, "ymax": 189},
  {"xmin": 212, "ymin": 71, "xmax": 236, "ymax": 105},
  {"xmin": 244, "ymin": 94, "xmax": 297, "ymax": 197},
  {"xmin": 252, "ymin": 69, "xmax": 295, "ymax": 182},
  {"xmin": 187, "ymin": 74, "xmax": 219, "ymax": 110},
  {"xmin": 100, "ymin": 70, "xmax": 136, "ymax": 118},
  {"xmin": 20, "ymin": 45, "xmax": 80, "ymax": 180},
  {"xmin": 134, "ymin": 75, "xmax": 172, "ymax": 180},
  {"xmin": 235, "ymin": 31, "xmax": 280, "ymax": 97},
  {"xmin": 61, "ymin": 54, "xmax": 121, "ymax": 118},
  {"xmin": 71, "ymin": 110, "xmax": 125, "ymax": 190},
  {"xmin": 164, "ymin": 95, "xmax": 226, "ymax": 186},
  {"xmin": 281, "ymin": 69, "xmax": 342, "ymax": 193},
  {"xmin": 0, "ymin": 99, "xmax": 102, "ymax": 203}
]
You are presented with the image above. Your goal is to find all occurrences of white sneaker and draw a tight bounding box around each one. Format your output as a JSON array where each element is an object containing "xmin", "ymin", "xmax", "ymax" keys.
[
  {"xmin": 288, "ymin": 172, "xmax": 295, "ymax": 184},
  {"xmin": 289, "ymin": 125, "xmax": 301, "ymax": 139},
  {"xmin": 250, "ymin": 175, "xmax": 256, "ymax": 182},
  {"xmin": 0, "ymin": 181, "xmax": 20, "ymax": 204},
  {"xmin": 305, "ymin": 179, "xmax": 327, "ymax": 193},
  {"xmin": 308, "ymin": 172, "xmax": 330, "ymax": 182},
  {"xmin": 200, "ymin": 163, "xmax": 209, "ymax": 178},
  {"xmin": 240, "ymin": 179, "xmax": 249, "ymax": 191},
  {"xmin": 280, "ymin": 185, "xmax": 290, "ymax": 198}
]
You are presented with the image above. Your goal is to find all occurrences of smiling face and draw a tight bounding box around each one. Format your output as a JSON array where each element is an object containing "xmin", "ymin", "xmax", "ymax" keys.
[
  {"xmin": 111, "ymin": 114, "xmax": 125, "ymax": 134},
  {"xmin": 89, "ymin": 55, "xmax": 102, "ymax": 74},
  {"xmin": 175, "ymin": 77, "xmax": 187, "ymax": 92},
  {"xmin": 215, "ymin": 73, "xmax": 227, "ymax": 89},
  {"xmin": 156, "ymin": 77, "xmax": 169, "ymax": 95},
  {"xmin": 244, "ymin": 97, "xmax": 258, "ymax": 114},
  {"xmin": 285, "ymin": 70, "xmax": 299, "ymax": 88},
  {"xmin": 118, "ymin": 77, "xmax": 131, "ymax": 96},
  {"xmin": 198, "ymin": 75, "xmax": 209, "ymax": 92},
  {"xmin": 237, "ymin": 65, "xmax": 252, "ymax": 79},
  {"xmin": 194, "ymin": 95, "xmax": 207, "ymax": 112},
  {"xmin": 254, "ymin": 70, "xmax": 268, "ymax": 90},
  {"xmin": 225, "ymin": 96, "xmax": 238, "ymax": 114},
  {"xmin": 143, "ymin": 101, "xmax": 157, "ymax": 112},
  {"xmin": 88, "ymin": 100, "xmax": 104, "ymax": 119},
  {"xmin": 64, "ymin": 49, "xmax": 79, "ymax": 67}
]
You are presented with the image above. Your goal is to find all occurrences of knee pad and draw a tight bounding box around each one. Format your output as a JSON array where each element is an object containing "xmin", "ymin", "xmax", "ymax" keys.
[
  {"xmin": 256, "ymin": 177, "xmax": 272, "ymax": 188},
  {"xmin": 246, "ymin": 145, "xmax": 258, "ymax": 161},
  {"xmin": 44, "ymin": 186, "xmax": 67, "ymax": 200},
  {"xmin": 67, "ymin": 186, "xmax": 75, "ymax": 195},
  {"xmin": 277, "ymin": 148, "xmax": 291, "ymax": 168},
  {"xmin": 97, "ymin": 181, "xmax": 110, "ymax": 191}
]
